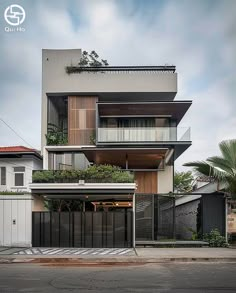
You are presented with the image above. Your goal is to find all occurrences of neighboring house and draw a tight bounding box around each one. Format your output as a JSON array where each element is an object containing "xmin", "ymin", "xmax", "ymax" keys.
[
  {"xmin": 0, "ymin": 146, "xmax": 42, "ymax": 193},
  {"xmin": 175, "ymin": 182, "xmax": 227, "ymax": 240},
  {"xmin": 0, "ymin": 146, "xmax": 43, "ymax": 247},
  {"xmin": 30, "ymin": 49, "xmax": 192, "ymax": 248}
]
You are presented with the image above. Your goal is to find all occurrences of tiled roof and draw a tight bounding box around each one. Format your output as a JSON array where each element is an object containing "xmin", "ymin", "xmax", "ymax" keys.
[{"xmin": 0, "ymin": 146, "xmax": 38, "ymax": 153}]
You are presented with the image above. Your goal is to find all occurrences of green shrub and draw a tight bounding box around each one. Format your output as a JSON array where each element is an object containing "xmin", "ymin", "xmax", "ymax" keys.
[
  {"xmin": 32, "ymin": 170, "xmax": 55, "ymax": 183},
  {"xmin": 0, "ymin": 191, "xmax": 29, "ymax": 195},
  {"xmin": 111, "ymin": 171, "xmax": 134, "ymax": 183},
  {"xmin": 203, "ymin": 228, "xmax": 228, "ymax": 247},
  {"xmin": 32, "ymin": 165, "xmax": 134, "ymax": 183},
  {"xmin": 46, "ymin": 123, "xmax": 68, "ymax": 145},
  {"xmin": 187, "ymin": 227, "xmax": 199, "ymax": 240}
]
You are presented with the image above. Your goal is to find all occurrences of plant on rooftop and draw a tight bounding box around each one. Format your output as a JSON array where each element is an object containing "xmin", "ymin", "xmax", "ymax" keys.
[
  {"xmin": 46, "ymin": 123, "xmax": 68, "ymax": 145},
  {"xmin": 32, "ymin": 170, "xmax": 55, "ymax": 183},
  {"xmin": 0, "ymin": 191, "xmax": 30, "ymax": 195},
  {"xmin": 66, "ymin": 50, "xmax": 109, "ymax": 74},
  {"xmin": 32, "ymin": 165, "xmax": 134, "ymax": 183}
]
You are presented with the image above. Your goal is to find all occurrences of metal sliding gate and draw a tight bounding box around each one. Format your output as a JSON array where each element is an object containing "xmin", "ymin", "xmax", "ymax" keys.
[
  {"xmin": 32, "ymin": 211, "xmax": 133, "ymax": 248},
  {"xmin": 135, "ymin": 194, "xmax": 175, "ymax": 241}
]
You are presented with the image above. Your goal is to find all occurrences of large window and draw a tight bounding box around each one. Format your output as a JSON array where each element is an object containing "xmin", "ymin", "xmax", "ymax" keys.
[
  {"xmin": 0, "ymin": 167, "xmax": 6, "ymax": 185},
  {"xmin": 47, "ymin": 97, "xmax": 68, "ymax": 145},
  {"xmin": 14, "ymin": 166, "xmax": 25, "ymax": 186},
  {"xmin": 100, "ymin": 117, "xmax": 170, "ymax": 128},
  {"xmin": 48, "ymin": 152, "xmax": 90, "ymax": 170}
]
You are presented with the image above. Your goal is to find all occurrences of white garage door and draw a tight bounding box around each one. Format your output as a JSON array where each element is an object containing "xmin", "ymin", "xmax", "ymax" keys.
[{"xmin": 0, "ymin": 195, "xmax": 32, "ymax": 247}]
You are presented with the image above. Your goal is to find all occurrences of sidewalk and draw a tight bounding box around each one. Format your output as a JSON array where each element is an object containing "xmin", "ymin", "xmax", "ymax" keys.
[{"xmin": 0, "ymin": 247, "xmax": 236, "ymax": 264}]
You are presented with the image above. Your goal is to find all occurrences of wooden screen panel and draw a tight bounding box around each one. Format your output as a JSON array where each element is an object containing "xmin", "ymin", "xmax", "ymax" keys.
[
  {"xmin": 134, "ymin": 171, "xmax": 158, "ymax": 194},
  {"xmin": 86, "ymin": 110, "xmax": 96, "ymax": 129},
  {"xmin": 68, "ymin": 96, "xmax": 97, "ymax": 145}
]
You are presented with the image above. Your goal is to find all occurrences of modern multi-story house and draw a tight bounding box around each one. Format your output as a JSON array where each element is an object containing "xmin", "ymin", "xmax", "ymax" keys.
[{"xmin": 30, "ymin": 49, "xmax": 192, "ymax": 248}]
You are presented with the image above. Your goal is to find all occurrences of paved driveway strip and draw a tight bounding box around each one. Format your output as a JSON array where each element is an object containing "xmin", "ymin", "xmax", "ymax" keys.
[
  {"xmin": 0, "ymin": 248, "xmax": 26, "ymax": 255},
  {"xmin": 11, "ymin": 247, "xmax": 135, "ymax": 256}
]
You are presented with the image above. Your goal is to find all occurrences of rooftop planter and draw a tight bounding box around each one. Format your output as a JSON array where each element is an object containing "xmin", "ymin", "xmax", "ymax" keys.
[
  {"xmin": 66, "ymin": 50, "xmax": 109, "ymax": 74},
  {"xmin": 66, "ymin": 65, "xmax": 176, "ymax": 75},
  {"xmin": 0, "ymin": 191, "xmax": 30, "ymax": 195},
  {"xmin": 32, "ymin": 165, "xmax": 134, "ymax": 184}
]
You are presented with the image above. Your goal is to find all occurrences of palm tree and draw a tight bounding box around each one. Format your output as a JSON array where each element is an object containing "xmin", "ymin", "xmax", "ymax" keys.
[
  {"xmin": 174, "ymin": 171, "xmax": 194, "ymax": 193},
  {"xmin": 183, "ymin": 139, "xmax": 236, "ymax": 199}
]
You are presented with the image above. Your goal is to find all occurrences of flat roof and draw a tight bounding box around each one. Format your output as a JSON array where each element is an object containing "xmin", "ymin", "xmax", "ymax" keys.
[
  {"xmin": 98, "ymin": 101, "xmax": 192, "ymax": 125},
  {"xmin": 66, "ymin": 65, "xmax": 176, "ymax": 73}
]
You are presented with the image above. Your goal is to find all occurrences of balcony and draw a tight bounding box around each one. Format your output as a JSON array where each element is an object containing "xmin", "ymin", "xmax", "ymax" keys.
[
  {"xmin": 30, "ymin": 168, "xmax": 136, "ymax": 197},
  {"xmin": 64, "ymin": 66, "xmax": 177, "ymax": 100},
  {"xmin": 97, "ymin": 127, "xmax": 191, "ymax": 143},
  {"xmin": 32, "ymin": 168, "xmax": 134, "ymax": 184}
]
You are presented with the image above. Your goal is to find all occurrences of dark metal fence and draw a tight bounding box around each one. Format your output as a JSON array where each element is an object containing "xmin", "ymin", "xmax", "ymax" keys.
[
  {"xmin": 32, "ymin": 211, "xmax": 133, "ymax": 248},
  {"xmin": 135, "ymin": 194, "xmax": 175, "ymax": 240},
  {"xmin": 135, "ymin": 193, "xmax": 226, "ymax": 241}
]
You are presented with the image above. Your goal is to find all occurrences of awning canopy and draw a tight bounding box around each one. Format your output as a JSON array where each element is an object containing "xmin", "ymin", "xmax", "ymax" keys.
[
  {"xmin": 97, "ymin": 101, "xmax": 192, "ymax": 125},
  {"xmin": 82, "ymin": 148, "xmax": 168, "ymax": 169},
  {"xmin": 30, "ymin": 183, "xmax": 136, "ymax": 201}
]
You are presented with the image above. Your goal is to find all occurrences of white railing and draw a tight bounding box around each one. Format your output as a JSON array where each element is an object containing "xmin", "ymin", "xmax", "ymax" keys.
[{"xmin": 97, "ymin": 127, "xmax": 190, "ymax": 143}]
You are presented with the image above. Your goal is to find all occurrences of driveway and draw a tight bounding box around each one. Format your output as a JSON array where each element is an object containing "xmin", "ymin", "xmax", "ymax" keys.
[{"xmin": 0, "ymin": 247, "xmax": 135, "ymax": 256}]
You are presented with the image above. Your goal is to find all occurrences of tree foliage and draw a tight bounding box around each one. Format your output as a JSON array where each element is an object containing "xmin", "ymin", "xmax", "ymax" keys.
[
  {"xmin": 184, "ymin": 139, "xmax": 236, "ymax": 198},
  {"xmin": 45, "ymin": 123, "xmax": 68, "ymax": 145},
  {"xmin": 78, "ymin": 50, "xmax": 109, "ymax": 67},
  {"xmin": 44, "ymin": 199, "xmax": 82, "ymax": 212},
  {"xmin": 174, "ymin": 171, "xmax": 194, "ymax": 193}
]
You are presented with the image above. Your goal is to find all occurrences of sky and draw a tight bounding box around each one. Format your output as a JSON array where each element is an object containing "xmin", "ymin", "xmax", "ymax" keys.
[{"xmin": 0, "ymin": 0, "xmax": 235, "ymax": 171}]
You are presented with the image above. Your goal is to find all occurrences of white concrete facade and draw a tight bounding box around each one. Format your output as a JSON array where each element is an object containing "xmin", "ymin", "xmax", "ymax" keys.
[
  {"xmin": 157, "ymin": 165, "xmax": 174, "ymax": 193},
  {"xmin": 0, "ymin": 157, "xmax": 42, "ymax": 193}
]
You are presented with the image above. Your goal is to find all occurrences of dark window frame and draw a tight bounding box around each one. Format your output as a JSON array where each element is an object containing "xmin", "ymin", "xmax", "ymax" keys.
[
  {"xmin": 0, "ymin": 167, "xmax": 6, "ymax": 185},
  {"xmin": 13, "ymin": 166, "xmax": 25, "ymax": 187}
]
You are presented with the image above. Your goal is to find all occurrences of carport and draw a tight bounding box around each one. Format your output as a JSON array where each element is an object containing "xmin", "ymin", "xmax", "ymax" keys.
[{"xmin": 30, "ymin": 182, "xmax": 136, "ymax": 248}]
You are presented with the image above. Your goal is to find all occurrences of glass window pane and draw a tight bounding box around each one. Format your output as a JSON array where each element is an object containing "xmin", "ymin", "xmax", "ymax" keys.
[
  {"xmin": 15, "ymin": 173, "xmax": 24, "ymax": 186},
  {"xmin": 73, "ymin": 153, "xmax": 89, "ymax": 170},
  {"xmin": 55, "ymin": 153, "xmax": 63, "ymax": 170},
  {"xmin": 14, "ymin": 167, "xmax": 25, "ymax": 172},
  {"xmin": 64, "ymin": 153, "xmax": 72, "ymax": 169},
  {"xmin": 1, "ymin": 167, "xmax": 6, "ymax": 185},
  {"xmin": 48, "ymin": 153, "xmax": 54, "ymax": 170}
]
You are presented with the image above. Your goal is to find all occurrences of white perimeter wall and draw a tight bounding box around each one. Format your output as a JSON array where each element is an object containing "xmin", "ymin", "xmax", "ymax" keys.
[{"xmin": 0, "ymin": 195, "xmax": 32, "ymax": 247}]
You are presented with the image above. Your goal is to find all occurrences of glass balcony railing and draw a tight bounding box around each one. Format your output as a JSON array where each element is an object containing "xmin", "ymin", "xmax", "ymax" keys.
[{"xmin": 97, "ymin": 127, "xmax": 191, "ymax": 143}]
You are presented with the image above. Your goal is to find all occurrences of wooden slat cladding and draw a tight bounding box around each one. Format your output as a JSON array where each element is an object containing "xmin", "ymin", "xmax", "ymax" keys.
[
  {"xmin": 68, "ymin": 96, "xmax": 97, "ymax": 145},
  {"xmin": 134, "ymin": 171, "xmax": 158, "ymax": 194}
]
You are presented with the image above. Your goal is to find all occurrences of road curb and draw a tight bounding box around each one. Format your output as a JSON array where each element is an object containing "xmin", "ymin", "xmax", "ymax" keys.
[{"xmin": 1, "ymin": 257, "xmax": 236, "ymax": 264}]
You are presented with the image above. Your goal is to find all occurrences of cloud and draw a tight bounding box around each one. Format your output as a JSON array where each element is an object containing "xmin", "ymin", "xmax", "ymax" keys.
[
  {"xmin": 176, "ymin": 74, "xmax": 236, "ymax": 170},
  {"xmin": 0, "ymin": 0, "xmax": 235, "ymax": 165}
]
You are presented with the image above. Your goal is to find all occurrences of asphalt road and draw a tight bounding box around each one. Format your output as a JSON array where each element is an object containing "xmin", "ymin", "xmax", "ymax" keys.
[{"xmin": 0, "ymin": 263, "xmax": 236, "ymax": 292}]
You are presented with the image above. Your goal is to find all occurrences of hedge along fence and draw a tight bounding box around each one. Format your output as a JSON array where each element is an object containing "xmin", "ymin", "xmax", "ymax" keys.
[{"xmin": 32, "ymin": 164, "xmax": 134, "ymax": 184}]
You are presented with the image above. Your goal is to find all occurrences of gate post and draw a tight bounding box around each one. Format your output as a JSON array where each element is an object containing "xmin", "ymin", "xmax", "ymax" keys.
[
  {"xmin": 133, "ymin": 193, "xmax": 136, "ymax": 248},
  {"xmin": 152, "ymin": 194, "xmax": 154, "ymax": 240},
  {"xmin": 173, "ymin": 195, "xmax": 176, "ymax": 240}
]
